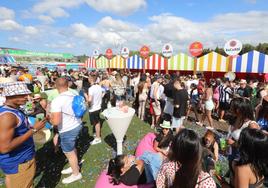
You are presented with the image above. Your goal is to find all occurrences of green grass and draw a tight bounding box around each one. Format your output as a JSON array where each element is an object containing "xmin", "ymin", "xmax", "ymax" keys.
[
  {"xmin": 0, "ymin": 115, "xmax": 228, "ymax": 188},
  {"xmin": 0, "ymin": 115, "xmax": 152, "ymax": 188}
]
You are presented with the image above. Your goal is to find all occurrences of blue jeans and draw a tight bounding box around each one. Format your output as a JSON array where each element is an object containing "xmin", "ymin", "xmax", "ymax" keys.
[
  {"xmin": 59, "ymin": 125, "xmax": 82, "ymax": 153},
  {"xmin": 139, "ymin": 151, "xmax": 163, "ymax": 183}
]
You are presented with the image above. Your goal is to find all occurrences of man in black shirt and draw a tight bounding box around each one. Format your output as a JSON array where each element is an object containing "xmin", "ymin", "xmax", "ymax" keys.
[{"xmin": 236, "ymin": 79, "xmax": 252, "ymax": 99}]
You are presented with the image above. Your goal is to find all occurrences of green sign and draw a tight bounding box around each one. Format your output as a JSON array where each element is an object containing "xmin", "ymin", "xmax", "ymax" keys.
[{"xmin": 0, "ymin": 49, "xmax": 73, "ymax": 58}]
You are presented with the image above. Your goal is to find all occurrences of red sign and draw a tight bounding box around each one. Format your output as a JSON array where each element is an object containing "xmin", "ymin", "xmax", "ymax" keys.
[
  {"xmin": 189, "ymin": 42, "xmax": 203, "ymax": 57},
  {"xmin": 140, "ymin": 45, "xmax": 150, "ymax": 59},
  {"xmin": 106, "ymin": 48, "xmax": 113, "ymax": 59}
]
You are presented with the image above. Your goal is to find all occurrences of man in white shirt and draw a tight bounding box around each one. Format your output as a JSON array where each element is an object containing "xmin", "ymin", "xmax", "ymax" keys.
[
  {"xmin": 50, "ymin": 78, "xmax": 82, "ymax": 184},
  {"xmin": 88, "ymin": 74, "xmax": 103, "ymax": 145}
]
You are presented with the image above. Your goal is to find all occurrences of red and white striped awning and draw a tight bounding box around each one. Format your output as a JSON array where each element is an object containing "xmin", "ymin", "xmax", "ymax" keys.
[
  {"xmin": 145, "ymin": 54, "xmax": 167, "ymax": 70},
  {"xmin": 85, "ymin": 57, "xmax": 96, "ymax": 69}
]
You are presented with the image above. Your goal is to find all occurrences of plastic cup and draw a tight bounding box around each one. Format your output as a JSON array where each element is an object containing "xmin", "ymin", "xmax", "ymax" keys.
[
  {"xmin": 220, "ymin": 138, "xmax": 227, "ymax": 151},
  {"xmin": 215, "ymin": 162, "xmax": 222, "ymax": 176}
]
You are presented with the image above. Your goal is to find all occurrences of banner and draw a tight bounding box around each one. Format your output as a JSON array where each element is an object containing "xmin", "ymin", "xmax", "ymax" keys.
[
  {"xmin": 231, "ymin": 50, "xmax": 268, "ymax": 73},
  {"xmin": 127, "ymin": 55, "xmax": 144, "ymax": 69},
  {"xmin": 168, "ymin": 53, "xmax": 194, "ymax": 71},
  {"xmin": 96, "ymin": 56, "xmax": 109, "ymax": 69},
  {"xmin": 196, "ymin": 51, "xmax": 228, "ymax": 72},
  {"xmin": 85, "ymin": 57, "xmax": 96, "ymax": 69},
  {"xmin": 110, "ymin": 55, "xmax": 125, "ymax": 69},
  {"xmin": 145, "ymin": 54, "xmax": 166, "ymax": 70}
]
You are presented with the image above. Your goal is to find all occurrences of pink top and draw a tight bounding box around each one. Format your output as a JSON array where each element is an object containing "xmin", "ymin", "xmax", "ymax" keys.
[
  {"xmin": 156, "ymin": 161, "xmax": 216, "ymax": 188},
  {"xmin": 213, "ymin": 86, "xmax": 219, "ymax": 101}
]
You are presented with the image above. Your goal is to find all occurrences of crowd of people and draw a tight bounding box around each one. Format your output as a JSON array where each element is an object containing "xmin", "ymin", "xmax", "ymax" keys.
[{"xmin": 0, "ymin": 63, "xmax": 268, "ymax": 187}]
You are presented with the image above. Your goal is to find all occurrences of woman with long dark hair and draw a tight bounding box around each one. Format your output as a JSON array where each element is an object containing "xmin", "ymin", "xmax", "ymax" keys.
[
  {"xmin": 107, "ymin": 154, "xmax": 146, "ymax": 186},
  {"xmin": 219, "ymin": 128, "xmax": 268, "ymax": 188},
  {"xmin": 156, "ymin": 129, "xmax": 216, "ymax": 188}
]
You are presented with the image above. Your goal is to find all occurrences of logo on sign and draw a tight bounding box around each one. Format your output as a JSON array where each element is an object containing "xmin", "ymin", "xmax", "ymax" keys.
[
  {"xmin": 189, "ymin": 42, "xmax": 203, "ymax": 57},
  {"xmin": 106, "ymin": 48, "xmax": 113, "ymax": 59},
  {"xmin": 92, "ymin": 49, "xmax": 99, "ymax": 59},
  {"xmin": 224, "ymin": 39, "xmax": 242, "ymax": 56},
  {"xmin": 121, "ymin": 47, "xmax": 129, "ymax": 59},
  {"xmin": 162, "ymin": 43, "xmax": 173, "ymax": 58},
  {"xmin": 140, "ymin": 45, "xmax": 150, "ymax": 59}
]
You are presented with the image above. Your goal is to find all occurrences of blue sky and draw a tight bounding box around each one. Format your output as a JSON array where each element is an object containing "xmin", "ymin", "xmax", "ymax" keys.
[{"xmin": 0, "ymin": 0, "xmax": 267, "ymax": 55}]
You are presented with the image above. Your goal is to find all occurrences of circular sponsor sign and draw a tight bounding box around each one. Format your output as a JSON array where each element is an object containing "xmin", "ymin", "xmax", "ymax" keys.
[
  {"xmin": 224, "ymin": 39, "xmax": 242, "ymax": 56},
  {"xmin": 105, "ymin": 48, "xmax": 113, "ymax": 59},
  {"xmin": 121, "ymin": 47, "xmax": 129, "ymax": 59},
  {"xmin": 162, "ymin": 43, "xmax": 173, "ymax": 58},
  {"xmin": 140, "ymin": 45, "xmax": 150, "ymax": 59},
  {"xmin": 92, "ymin": 49, "xmax": 99, "ymax": 59},
  {"xmin": 189, "ymin": 42, "xmax": 203, "ymax": 57}
]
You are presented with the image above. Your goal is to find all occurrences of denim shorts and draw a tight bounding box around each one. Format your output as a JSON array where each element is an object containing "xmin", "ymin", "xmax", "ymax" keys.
[{"xmin": 59, "ymin": 125, "xmax": 82, "ymax": 153}]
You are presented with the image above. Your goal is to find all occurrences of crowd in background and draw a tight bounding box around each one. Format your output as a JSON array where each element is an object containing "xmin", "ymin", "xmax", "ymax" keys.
[{"xmin": 0, "ymin": 63, "xmax": 268, "ymax": 187}]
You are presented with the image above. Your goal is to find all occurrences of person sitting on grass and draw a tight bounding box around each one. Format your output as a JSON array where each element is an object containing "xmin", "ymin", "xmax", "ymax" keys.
[
  {"xmin": 153, "ymin": 120, "xmax": 174, "ymax": 158},
  {"xmin": 156, "ymin": 129, "xmax": 216, "ymax": 188},
  {"xmin": 107, "ymin": 148, "xmax": 165, "ymax": 186},
  {"xmin": 201, "ymin": 129, "xmax": 219, "ymax": 172}
]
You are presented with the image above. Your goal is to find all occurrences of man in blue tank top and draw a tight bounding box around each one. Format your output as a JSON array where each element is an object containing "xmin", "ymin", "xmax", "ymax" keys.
[{"xmin": 0, "ymin": 82, "xmax": 46, "ymax": 188}]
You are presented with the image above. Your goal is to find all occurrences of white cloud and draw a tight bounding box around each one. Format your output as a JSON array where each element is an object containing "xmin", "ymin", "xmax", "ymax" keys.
[
  {"xmin": 45, "ymin": 42, "xmax": 74, "ymax": 49},
  {"xmin": 85, "ymin": 0, "xmax": 146, "ymax": 15},
  {"xmin": 24, "ymin": 26, "xmax": 39, "ymax": 35},
  {"xmin": 0, "ymin": 7, "xmax": 15, "ymax": 20},
  {"xmin": 38, "ymin": 15, "xmax": 54, "ymax": 24},
  {"xmin": 0, "ymin": 19, "xmax": 21, "ymax": 30},
  {"xmin": 32, "ymin": 0, "xmax": 83, "ymax": 18},
  {"xmin": 68, "ymin": 11, "xmax": 268, "ymax": 54}
]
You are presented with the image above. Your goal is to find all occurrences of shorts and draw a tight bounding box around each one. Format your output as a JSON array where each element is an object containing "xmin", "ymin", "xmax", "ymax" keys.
[
  {"xmin": 205, "ymin": 100, "xmax": 214, "ymax": 111},
  {"xmin": 152, "ymin": 102, "xmax": 161, "ymax": 116},
  {"xmin": 59, "ymin": 125, "xmax": 82, "ymax": 153},
  {"xmin": 89, "ymin": 110, "xmax": 101, "ymax": 126},
  {"xmin": 5, "ymin": 158, "xmax": 36, "ymax": 188},
  {"xmin": 219, "ymin": 102, "xmax": 230, "ymax": 111},
  {"xmin": 172, "ymin": 116, "xmax": 185, "ymax": 128}
]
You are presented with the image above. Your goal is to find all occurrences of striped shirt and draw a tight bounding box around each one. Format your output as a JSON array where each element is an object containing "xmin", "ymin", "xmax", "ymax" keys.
[{"xmin": 219, "ymin": 85, "xmax": 233, "ymax": 103}]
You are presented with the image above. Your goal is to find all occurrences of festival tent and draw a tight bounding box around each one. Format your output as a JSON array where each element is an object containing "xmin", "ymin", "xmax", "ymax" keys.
[
  {"xmin": 168, "ymin": 53, "xmax": 194, "ymax": 71},
  {"xmin": 231, "ymin": 50, "xmax": 268, "ymax": 73},
  {"xmin": 126, "ymin": 55, "xmax": 144, "ymax": 70},
  {"xmin": 196, "ymin": 51, "xmax": 229, "ymax": 72},
  {"xmin": 85, "ymin": 57, "xmax": 96, "ymax": 69},
  {"xmin": 96, "ymin": 56, "xmax": 109, "ymax": 69},
  {"xmin": 145, "ymin": 54, "xmax": 167, "ymax": 70},
  {"xmin": 110, "ymin": 55, "xmax": 125, "ymax": 69}
]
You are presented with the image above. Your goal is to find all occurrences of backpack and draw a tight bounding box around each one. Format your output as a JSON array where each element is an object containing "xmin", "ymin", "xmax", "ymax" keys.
[{"xmin": 72, "ymin": 95, "xmax": 87, "ymax": 118}]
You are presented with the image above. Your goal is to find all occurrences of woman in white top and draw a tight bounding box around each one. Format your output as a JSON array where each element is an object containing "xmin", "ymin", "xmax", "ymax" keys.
[
  {"xmin": 197, "ymin": 82, "xmax": 214, "ymax": 129},
  {"xmin": 137, "ymin": 81, "xmax": 148, "ymax": 121}
]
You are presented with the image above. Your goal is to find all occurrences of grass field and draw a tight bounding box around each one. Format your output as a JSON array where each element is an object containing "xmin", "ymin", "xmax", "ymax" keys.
[{"xmin": 0, "ymin": 113, "xmax": 228, "ymax": 188}]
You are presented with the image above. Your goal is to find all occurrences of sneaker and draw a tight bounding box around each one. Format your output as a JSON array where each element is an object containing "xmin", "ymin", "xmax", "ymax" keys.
[
  {"xmin": 62, "ymin": 173, "xmax": 82, "ymax": 184},
  {"xmin": 219, "ymin": 119, "xmax": 226, "ymax": 123},
  {"xmin": 61, "ymin": 167, "xmax": 73, "ymax": 175},
  {"xmin": 196, "ymin": 122, "xmax": 203, "ymax": 126},
  {"xmin": 150, "ymin": 125, "xmax": 155, "ymax": 129},
  {"xmin": 90, "ymin": 138, "xmax": 101, "ymax": 145},
  {"xmin": 61, "ymin": 159, "xmax": 85, "ymax": 175}
]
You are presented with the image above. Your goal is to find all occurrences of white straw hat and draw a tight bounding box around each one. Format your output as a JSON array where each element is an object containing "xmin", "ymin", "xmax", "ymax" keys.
[{"xmin": 2, "ymin": 82, "xmax": 31, "ymax": 97}]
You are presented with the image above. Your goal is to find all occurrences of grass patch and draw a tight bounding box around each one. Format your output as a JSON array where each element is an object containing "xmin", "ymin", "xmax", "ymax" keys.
[{"xmin": 0, "ymin": 114, "xmax": 228, "ymax": 188}]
